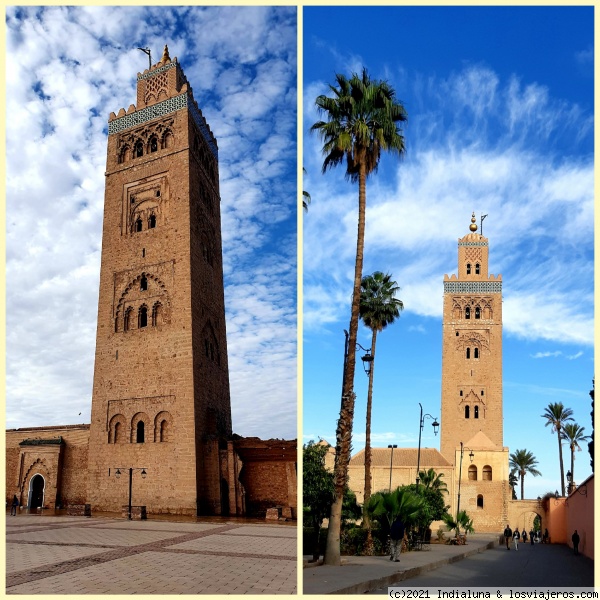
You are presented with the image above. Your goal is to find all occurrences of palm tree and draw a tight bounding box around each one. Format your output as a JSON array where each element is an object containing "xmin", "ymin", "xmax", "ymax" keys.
[
  {"xmin": 302, "ymin": 167, "xmax": 311, "ymax": 212},
  {"xmin": 509, "ymin": 470, "xmax": 518, "ymax": 500},
  {"xmin": 418, "ymin": 468, "xmax": 449, "ymax": 495},
  {"xmin": 509, "ymin": 449, "xmax": 542, "ymax": 500},
  {"xmin": 561, "ymin": 423, "xmax": 590, "ymax": 493},
  {"xmin": 311, "ymin": 68, "xmax": 407, "ymax": 566},
  {"xmin": 359, "ymin": 271, "xmax": 404, "ymax": 551},
  {"xmin": 541, "ymin": 402, "xmax": 574, "ymax": 496},
  {"xmin": 366, "ymin": 487, "xmax": 423, "ymax": 533}
]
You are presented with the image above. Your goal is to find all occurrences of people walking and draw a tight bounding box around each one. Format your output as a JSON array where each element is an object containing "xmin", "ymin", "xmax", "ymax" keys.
[
  {"xmin": 522, "ymin": 529, "xmax": 527, "ymax": 543},
  {"xmin": 529, "ymin": 529, "xmax": 535, "ymax": 545},
  {"xmin": 389, "ymin": 516, "xmax": 405, "ymax": 562},
  {"xmin": 10, "ymin": 495, "xmax": 19, "ymax": 516},
  {"xmin": 503, "ymin": 524, "xmax": 513, "ymax": 550},
  {"xmin": 572, "ymin": 530, "xmax": 580, "ymax": 555},
  {"xmin": 513, "ymin": 528, "xmax": 520, "ymax": 550},
  {"xmin": 543, "ymin": 528, "xmax": 549, "ymax": 544}
]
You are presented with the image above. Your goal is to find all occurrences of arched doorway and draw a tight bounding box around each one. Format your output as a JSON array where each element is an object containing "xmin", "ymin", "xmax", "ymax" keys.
[
  {"xmin": 220, "ymin": 478, "xmax": 230, "ymax": 516},
  {"xmin": 29, "ymin": 474, "xmax": 45, "ymax": 509}
]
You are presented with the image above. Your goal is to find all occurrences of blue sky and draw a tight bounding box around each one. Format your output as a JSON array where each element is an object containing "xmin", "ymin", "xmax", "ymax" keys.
[
  {"xmin": 5, "ymin": 6, "xmax": 297, "ymax": 440},
  {"xmin": 303, "ymin": 6, "xmax": 594, "ymax": 500}
]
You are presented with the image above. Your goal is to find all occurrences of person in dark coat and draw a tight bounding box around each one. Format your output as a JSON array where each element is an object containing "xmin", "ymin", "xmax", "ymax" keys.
[
  {"xmin": 503, "ymin": 525, "xmax": 512, "ymax": 550},
  {"xmin": 572, "ymin": 530, "xmax": 580, "ymax": 555},
  {"xmin": 10, "ymin": 495, "xmax": 19, "ymax": 516},
  {"xmin": 522, "ymin": 529, "xmax": 527, "ymax": 543},
  {"xmin": 389, "ymin": 516, "xmax": 405, "ymax": 562},
  {"xmin": 529, "ymin": 529, "xmax": 535, "ymax": 545}
]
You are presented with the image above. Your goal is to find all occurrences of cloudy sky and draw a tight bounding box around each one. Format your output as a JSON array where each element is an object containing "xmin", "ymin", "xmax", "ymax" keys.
[
  {"xmin": 303, "ymin": 6, "xmax": 594, "ymax": 499},
  {"xmin": 6, "ymin": 6, "xmax": 297, "ymax": 440}
]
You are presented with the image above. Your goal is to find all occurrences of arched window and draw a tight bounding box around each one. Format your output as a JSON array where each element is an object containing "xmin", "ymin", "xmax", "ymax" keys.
[
  {"xmin": 163, "ymin": 131, "xmax": 174, "ymax": 149},
  {"xmin": 124, "ymin": 307, "xmax": 133, "ymax": 332},
  {"xmin": 136, "ymin": 421, "xmax": 145, "ymax": 443},
  {"xmin": 149, "ymin": 214, "xmax": 156, "ymax": 229},
  {"xmin": 140, "ymin": 275, "xmax": 148, "ymax": 291},
  {"xmin": 475, "ymin": 307, "xmax": 481, "ymax": 319},
  {"xmin": 475, "ymin": 263, "xmax": 480, "ymax": 275},
  {"xmin": 139, "ymin": 306, "xmax": 148, "ymax": 328},
  {"xmin": 135, "ymin": 141, "xmax": 144, "ymax": 158},
  {"xmin": 150, "ymin": 137, "xmax": 158, "ymax": 153},
  {"xmin": 483, "ymin": 465, "xmax": 492, "ymax": 481},
  {"xmin": 468, "ymin": 465, "xmax": 477, "ymax": 480},
  {"xmin": 477, "ymin": 495, "xmax": 484, "ymax": 508},
  {"xmin": 466, "ymin": 263, "xmax": 471, "ymax": 275},
  {"xmin": 135, "ymin": 218, "xmax": 143, "ymax": 232},
  {"xmin": 152, "ymin": 303, "xmax": 162, "ymax": 327},
  {"xmin": 160, "ymin": 420, "xmax": 168, "ymax": 442},
  {"xmin": 474, "ymin": 348, "xmax": 479, "ymax": 359},
  {"xmin": 474, "ymin": 405, "xmax": 479, "ymax": 419},
  {"xmin": 114, "ymin": 422, "xmax": 121, "ymax": 443},
  {"xmin": 466, "ymin": 348, "xmax": 471, "ymax": 359},
  {"xmin": 465, "ymin": 405, "xmax": 470, "ymax": 419},
  {"xmin": 465, "ymin": 307, "xmax": 471, "ymax": 319}
]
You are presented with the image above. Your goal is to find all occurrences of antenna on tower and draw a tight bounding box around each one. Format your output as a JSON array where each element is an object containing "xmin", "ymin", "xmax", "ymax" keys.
[
  {"xmin": 480, "ymin": 213, "xmax": 488, "ymax": 236},
  {"xmin": 138, "ymin": 47, "xmax": 152, "ymax": 70}
]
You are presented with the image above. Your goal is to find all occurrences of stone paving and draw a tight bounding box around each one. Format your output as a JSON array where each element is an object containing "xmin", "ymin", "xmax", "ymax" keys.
[{"xmin": 6, "ymin": 513, "xmax": 297, "ymax": 594}]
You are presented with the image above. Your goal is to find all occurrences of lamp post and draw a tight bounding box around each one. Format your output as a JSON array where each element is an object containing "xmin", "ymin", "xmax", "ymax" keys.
[
  {"xmin": 388, "ymin": 444, "xmax": 397, "ymax": 492},
  {"xmin": 416, "ymin": 403, "xmax": 439, "ymax": 491},
  {"xmin": 114, "ymin": 467, "xmax": 147, "ymax": 520},
  {"xmin": 456, "ymin": 442, "xmax": 474, "ymax": 520},
  {"xmin": 566, "ymin": 470, "xmax": 573, "ymax": 495},
  {"xmin": 341, "ymin": 330, "xmax": 373, "ymax": 408}
]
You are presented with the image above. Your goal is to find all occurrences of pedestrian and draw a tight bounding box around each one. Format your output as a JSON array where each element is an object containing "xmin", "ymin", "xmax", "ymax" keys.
[
  {"xmin": 522, "ymin": 529, "xmax": 527, "ymax": 543},
  {"xmin": 572, "ymin": 530, "xmax": 580, "ymax": 556},
  {"xmin": 513, "ymin": 528, "xmax": 520, "ymax": 550},
  {"xmin": 503, "ymin": 524, "xmax": 512, "ymax": 550},
  {"xmin": 529, "ymin": 529, "xmax": 534, "ymax": 545},
  {"xmin": 389, "ymin": 516, "xmax": 405, "ymax": 562},
  {"xmin": 10, "ymin": 495, "xmax": 19, "ymax": 516},
  {"xmin": 543, "ymin": 528, "xmax": 549, "ymax": 544}
]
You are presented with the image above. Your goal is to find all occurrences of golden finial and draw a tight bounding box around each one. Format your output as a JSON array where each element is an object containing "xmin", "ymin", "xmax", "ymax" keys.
[
  {"xmin": 162, "ymin": 45, "xmax": 171, "ymax": 63},
  {"xmin": 469, "ymin": 212, "xmax": 478, "ymax": 232}
]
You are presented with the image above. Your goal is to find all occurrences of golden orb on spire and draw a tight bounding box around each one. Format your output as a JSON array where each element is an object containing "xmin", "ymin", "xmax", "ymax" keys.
[
  {"xmin": 162, "ymin": 45, "xmax": 171, "ymax": 63},
  {"xmin": 469, "ymin": 212, "xmax": 478, "ymax": 232}
]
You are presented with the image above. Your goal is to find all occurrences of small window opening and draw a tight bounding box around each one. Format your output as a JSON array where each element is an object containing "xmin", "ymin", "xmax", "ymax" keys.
[
  {"xmin": 475, "ymin": 263, "xmax": 480, "ymax": 275},
  {"xmin": 135, "ymin": 142, "xmax": 143, "ymax": 158},
  {"xmin": 465, "ymin": 307, "xmax": 471, "ymax": 319},
  {"xmin": 483, "ymin": 466, "xmax": 492, "ymax": 481},
  {"xmin": 142, "ymin": 248, "xmax": 145, "ymax": 258},
  {"xmin": 474, "ymin": 348, "xmax": 479, "ymax": 359},
  {"xmin": 140, "ymin": 275, "xmax": 148, "ymax": 291},
  {"xmin": 460, "ymin": 390, "xmax": 463, "ymax": 396},
  {"xmin": 124, "ymin": 308, "xmax": 132, "ymax": 332},
  {"xmin": 160, "ymin": 420, "xmax": 168, "ymax": 442},
  {"xmin": 135, "ymin": 218, "xmax": 143, "ymax": 232},
  {"xmin": 149, "ymin": 214, "xmax": 156, "ymax": 229},
  {"xmin": 456, "ymin": 331, "xmax": 459, "ymax": 336},
  {"xmin": 475, "ymin": 307, "xmax": 481, "ymax": 319},
  {"xmin": 468, "ymin": 465, "xmax": 477, "ymax": 481},
  {"xmin": 114, "ymin": 422, "xmax": 121, "ymax": 444},
  {"xmin": 466, "ymin": 263, "xmax": 471, "ymax": 275},
  {"xmin": 465, "ymin": 405, "xmax": 470, "ymax": 419},
  {"xmin": 136, "ymin": 421, "xmax": 145, "ymax": 443},
  {"xmin": 474, "ymin": 406, "xmax": 479, "ymax": 419},
  {"xmin": 139, "ymin": 306, "xmax": 148, "ymax": 328},
  {"xmin": 477, "ymin": 495, "xmax": 484, "ymax": 508},
  {"xmin": 156, "ymin": 190, "xmax": 161, "ymax": 197},
  {"xmin": 466, "ymin": 348, "xmax": 471, "ymax": 359},
  {"xmin": 150, "ymin": 138, "xmax": 158, "ymax": 153},
  {"xmin": 481, "ymin": 390, "xmax": 484, "ymax": 396}
]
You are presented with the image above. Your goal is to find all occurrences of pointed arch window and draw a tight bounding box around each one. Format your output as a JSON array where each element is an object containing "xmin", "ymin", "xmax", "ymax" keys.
[
  {"xmin": 150, "ymin": 137, "xmax": 158, "ymax": 153},
  {"xmin": 139, "ymin": 306, "xmax": 148, "ymax": 328},
  {"xmin": 466, "ymin": 348, "xmax": 471, "ymax": 359},
  {"xmin": 475, "ymin": 263, "xmax": 480, "ymax": 275},
  {"xmin": 475, "ymin": 307, "xmax": 481, "ymax": 319},
  {"xmin": 465, "ymin": 307, "xmax": 471, "ymax": 319},
  {"xmin": 152, "ymin": 302, "xmax": 162, "ymax": 327},
  {"xmin": 160, "ymin": 420, "xmax": 168, "ymax": 442},
  {"xmin": 140, "ymin": 275, "xmax": 148, "ymax": 291},
  {"xmin": 474, "ymin": 405, "xmax": 479, "ymax": 418},
  {"xmin": 474, "ymin": 348, "xmax": 479, "ymax": 359},
  {"xmin": 135, "ymin": 141, "xmax": 144, "ymax": 158},
  {"xmin": 149, "ymin": 214, "xmax": 156, "ymax": 229},
  {"xmin": 135, "ymin": 218, "xmax": 143, "ymax": 232},
  {"xmin": 136, "ymin": 421, "xmax": 145, "ymax": 443},
  {"xmin": 124, "ymin": 307, "xmax": 133, "ymax": 332},
  {"xmin": 466, "ymin": 263, "xmax": 471, "ymax": 275},
  {"xmin": 465, "ymin": 405, "xmax": 470, "ymax": 418}
]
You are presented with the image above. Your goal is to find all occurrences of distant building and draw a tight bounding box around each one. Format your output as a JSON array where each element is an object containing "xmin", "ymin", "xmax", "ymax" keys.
[{"xmin": 6, "ymin": 46, "xmax": 296, "ymax": 519}]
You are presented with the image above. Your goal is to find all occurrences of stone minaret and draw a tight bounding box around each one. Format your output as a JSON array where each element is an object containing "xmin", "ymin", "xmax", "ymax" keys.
[
  {"xmin": 87, "ymin": 46, "xmax": 232, "ymax": 516},
  {"xmin": 440, "ymin": 213, "xmax": 509, "ymax": 531}
]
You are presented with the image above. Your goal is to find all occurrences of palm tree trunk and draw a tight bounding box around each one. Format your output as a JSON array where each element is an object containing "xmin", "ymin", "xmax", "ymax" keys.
[
  {"xmin": 557, "ymin": 428, "xmax": 565, "ymax": 496},
  {"xmin": 520, "ymin": 471, "xmax": 524, "ymax": 500},
  {"xmin": 362, "ymin": 329, "xmax": 377, "ymax": 555},
  {"xmin": 570, "ymin": 444, "xmax": 575, "ymax": 494},
  {"xmin": 324, "ymin": 160, "xmax": 368, "ymax": 566}
]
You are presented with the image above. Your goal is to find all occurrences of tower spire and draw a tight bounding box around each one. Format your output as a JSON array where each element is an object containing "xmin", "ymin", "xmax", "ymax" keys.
[
  {"xmin": 469, "ymin": 212, "xmax": 478, "ymax": 232},
  {"xmin": 161, "ymin": 44, "xmax": 171, "ymax": 63}
]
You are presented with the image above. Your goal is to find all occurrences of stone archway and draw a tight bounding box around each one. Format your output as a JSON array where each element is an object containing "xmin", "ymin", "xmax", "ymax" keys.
[{"xmin": 29, "ymin": 474, "xmax": 45, "ymax": 509}]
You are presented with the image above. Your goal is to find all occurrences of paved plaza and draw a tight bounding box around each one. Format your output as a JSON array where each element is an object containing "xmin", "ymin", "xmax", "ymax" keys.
[{"xmin": 6, "ymin": 513, "xmax": 297, "ymax": 594}]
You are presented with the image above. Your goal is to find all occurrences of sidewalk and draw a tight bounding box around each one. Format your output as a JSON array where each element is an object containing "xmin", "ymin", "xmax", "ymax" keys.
[{"xmin": 303, "ymin": 533, "xmax": 501, "ymax": 594}]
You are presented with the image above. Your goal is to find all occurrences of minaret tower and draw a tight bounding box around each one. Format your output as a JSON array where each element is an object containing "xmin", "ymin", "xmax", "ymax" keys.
[
  {"xmin": 87, "ymin": 46, "xmax": 232, "ymax": 516},
  {"xmin": 440, "ymin": 213, "xmax": 509, "ymax": 531}
]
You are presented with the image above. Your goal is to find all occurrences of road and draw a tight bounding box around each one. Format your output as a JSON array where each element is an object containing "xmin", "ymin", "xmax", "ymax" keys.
[{"xmin": 369, "ymin": 543, "xmax": 594, "ymax": 593}]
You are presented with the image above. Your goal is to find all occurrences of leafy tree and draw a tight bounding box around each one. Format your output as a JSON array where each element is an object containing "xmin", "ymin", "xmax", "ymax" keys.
[
  {"xmin": 509, "ymin": 470, "xmax": 518, "ymax": 500},
  {"xmin": 404, "ymin": 483, "xmax": 450, "ymax": 535},
  {"xmin": 342, "ymin": 488, "xmax": 362, "ymax": 526},
  {"xmin": 561, "ymin": 422, "xmax": 590, "ymax": 491},
  {"xmin": 311, "ymin": 68, "xmax": 407, "ymax": 566},
  {"xmin": 366, "ymin": 487, "xmax": 423, "ymax": 535},
  {"xmin": 303, "ymin": 441, "xmax": 334, "ymax": 561},
  {"xmin": 442, "ymin": 509, "xmax": 474, "ymax": 541},
  {"xmin": 541, "ymin": 402, "xmax": 574, "ymax": 496},
  {"xmin": 509, "ymin": 449, "xmax": 541, "ymax": 500},
  {"xmin": 359, "ymin": 271, "xmax": 404, "ymax": 551}
]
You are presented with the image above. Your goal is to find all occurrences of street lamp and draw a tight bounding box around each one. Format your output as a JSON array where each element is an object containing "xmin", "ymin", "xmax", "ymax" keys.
[
  {"xmin": 456, "ymin": 442, "xmax": 474, "ymax": 520},
  {"xmin": 114, "ymin": 467, "xmax": 148, "ymax": 520},
  {"xmin": 566, "ymin": 470, "xmax": 573, "ymax": 495},
  {"xmin": 416, "ymin": 403, "xmax": 439, "ymax": 491},
  {"xmin": 342, "ymin": 329, "xmax": 373, "ymax": 383},
  {"xmin": 388, "ymin": 444, "xmax": 398, "ymax": 492}
]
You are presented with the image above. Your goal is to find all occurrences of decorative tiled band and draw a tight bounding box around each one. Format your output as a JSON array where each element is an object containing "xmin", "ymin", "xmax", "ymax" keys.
[
  {"xmin": 444, "ymin": 281, "xmax": 502, "ymax": 294},
  {"xmin": 137, "ymin": 62, "xmax": 177, "ymax": 81},
  {"xmin": 459, "ymin": 241, "xmax": 488, "ymax": 247},
  {"xmin": 108, "ymin": 94, "xmax": 218, "ymax": 159}
]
